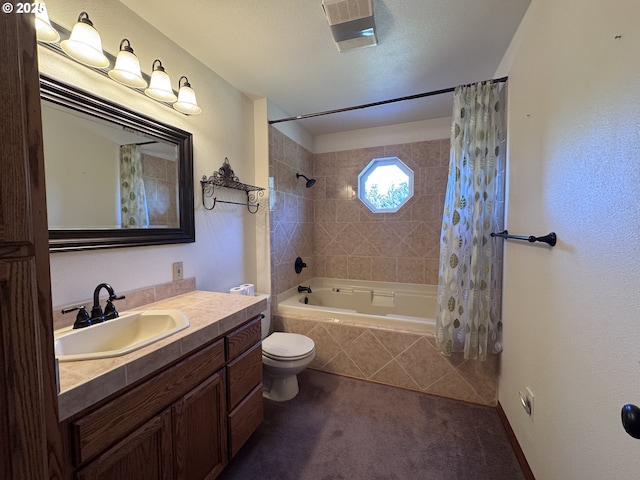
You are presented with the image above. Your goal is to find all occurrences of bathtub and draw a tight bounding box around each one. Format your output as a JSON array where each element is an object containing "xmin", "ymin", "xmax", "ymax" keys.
[{"xmin": 276, "ymin": 278, "xmax": 436, "ymax": 335}]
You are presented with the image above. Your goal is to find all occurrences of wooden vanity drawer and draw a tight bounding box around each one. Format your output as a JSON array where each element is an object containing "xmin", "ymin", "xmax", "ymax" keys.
[
  {"xmin": 72, "ymin": 339, "xmax": 224, "ymax": 465},
  {"xmin": 228, "ymin": 383, "xmax": 263, "ymax": 458},
  {"xmin": 225, "ymin": 316, "xmax": 261, "ymax": 362},
  {"xmin": 226, "ymin": 342, "xmax": 262, "ymax": 410}
]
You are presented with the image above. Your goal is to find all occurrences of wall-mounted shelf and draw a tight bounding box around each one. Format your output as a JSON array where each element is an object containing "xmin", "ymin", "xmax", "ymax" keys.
[{"xmin": 201, "ymin": 158, "xmax": 265, "ymax": 214}]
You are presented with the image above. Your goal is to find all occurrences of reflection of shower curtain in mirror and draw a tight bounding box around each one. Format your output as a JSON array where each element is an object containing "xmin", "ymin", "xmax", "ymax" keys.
[{"xmin": 120, "ymin": 144, "xmax": 149, "ymax": 228}]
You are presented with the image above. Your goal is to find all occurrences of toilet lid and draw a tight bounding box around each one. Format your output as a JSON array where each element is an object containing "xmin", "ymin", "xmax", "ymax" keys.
[{"xmin": 263, "ymin": 332, "xmax": 315, "ymax": 360}]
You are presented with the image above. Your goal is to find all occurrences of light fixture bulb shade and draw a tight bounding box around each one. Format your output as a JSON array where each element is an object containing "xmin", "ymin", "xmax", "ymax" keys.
[
  {"xmin": 60, "ymin": 16, "xmax": 109, "ymax": 68},
  {"xmin": 174, "ymin": 84, "xmax": 201, "ymax": 115},
  {"xmin": 145, "ymin": 69, "xmax": 177, "ymax": 102},
  {"xmin": 35, "ymin": 1, "xmax": 60, "ymax": 43},
  {"xmin": 108, "ymin": 48, "xmax": 147, "ymax": 88}
]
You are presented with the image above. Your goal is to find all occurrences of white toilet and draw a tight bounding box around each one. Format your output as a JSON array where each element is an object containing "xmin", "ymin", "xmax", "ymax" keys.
[{"xmin": 260, "ymin": 296, "xmax": 315, "ymax": 401}]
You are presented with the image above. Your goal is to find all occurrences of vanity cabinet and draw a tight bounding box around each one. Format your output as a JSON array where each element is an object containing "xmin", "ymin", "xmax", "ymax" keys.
[
  {"xmin": 67, "ymin": 339, "xmax": 227, "ymax": 479},
  {"xmin": 63, "ymin": 315, "xmax": 264, "ymax": 479},
  {"xmin": 77, "ymin": 374, "xmax": 227, "ymax": 480}
]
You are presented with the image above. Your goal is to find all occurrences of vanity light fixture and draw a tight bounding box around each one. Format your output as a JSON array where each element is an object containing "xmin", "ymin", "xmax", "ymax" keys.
[
  {"xmin": 108, "ymin": 39, "xmax": 147, "ymax": 88},
  {"xmin": 34, "ymin": 1, "xmax": 60, "ymax": 43},
  {"xmin": 60, "ymin": 12, "xmax": 109, "ymax": 68},
  {"xmin": 39, "ymin": 12, "xmax": 201, "ymax": 115},
  {"xmin": 173, "ymin": 76, "xmax": 201, "ymax": 115},
  {"xmin": 145, "ymin": 59, "xmax": 177, "ymax": 102}
]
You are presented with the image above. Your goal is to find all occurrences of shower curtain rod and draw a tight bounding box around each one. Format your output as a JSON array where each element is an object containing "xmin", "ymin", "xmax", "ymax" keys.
[{"xmin": 268, "ymin": 76, "xmax": 508, "ymax": 125}]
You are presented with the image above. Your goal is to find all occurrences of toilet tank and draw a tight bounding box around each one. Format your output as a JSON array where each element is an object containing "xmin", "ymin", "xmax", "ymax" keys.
[{"xmin": 255, "ymin": 293, "xmax": 271, "ymax": 340}]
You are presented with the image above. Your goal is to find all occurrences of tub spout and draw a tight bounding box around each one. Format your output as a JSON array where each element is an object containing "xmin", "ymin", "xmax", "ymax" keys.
[{"xmin": 298, "ymin": 285, "xmax": 312, "ymax": 294}]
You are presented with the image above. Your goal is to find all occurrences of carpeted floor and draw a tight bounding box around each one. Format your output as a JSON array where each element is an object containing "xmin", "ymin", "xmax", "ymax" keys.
[{"xmin": 219, "ymin": 369, "xmax": 525, "ymax": 480}]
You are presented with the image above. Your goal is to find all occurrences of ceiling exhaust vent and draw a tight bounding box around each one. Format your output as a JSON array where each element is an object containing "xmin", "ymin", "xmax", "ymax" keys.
[
  {"xmin": 322, "ymin": 0, "xmax": 373, "ymax": 25},
  {"xmin": 322, "ymin": 0, "xmax": 377, "ymax": 52}
]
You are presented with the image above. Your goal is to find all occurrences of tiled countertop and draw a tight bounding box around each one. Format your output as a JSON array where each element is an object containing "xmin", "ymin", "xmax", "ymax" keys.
[{"xmin": 57, "ymin": 291, "xmax": 266, "ymax": 421}]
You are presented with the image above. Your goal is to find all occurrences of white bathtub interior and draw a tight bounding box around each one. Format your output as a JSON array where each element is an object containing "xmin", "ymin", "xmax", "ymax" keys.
[{"xmin": 276, "ymin": 278, "xmax": 436, "ymax": 335}]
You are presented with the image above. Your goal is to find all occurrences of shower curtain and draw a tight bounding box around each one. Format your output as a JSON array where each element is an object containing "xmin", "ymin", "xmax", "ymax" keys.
[
  {"xmin": 120, "ymin": 144, "xmax": 149, "ymax": 228},
  {"xmin": 435, "ymin": 81, "xmax": 506, "ymax": 360}
]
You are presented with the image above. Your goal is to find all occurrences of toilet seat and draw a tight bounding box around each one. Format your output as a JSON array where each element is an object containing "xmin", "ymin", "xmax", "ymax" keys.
[{"xmin": 262, "ymin": 332, "xmax": 315, "ymax": 361}]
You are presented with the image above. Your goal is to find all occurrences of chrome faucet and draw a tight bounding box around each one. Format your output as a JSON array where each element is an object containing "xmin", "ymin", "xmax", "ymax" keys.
[
  {"xmin": 90, "ymin": 283, "xmax": 125, "ymax": 323},
  {"xmin": 298, "ymin": 285, "xmax": 312, "ymax": 294}
]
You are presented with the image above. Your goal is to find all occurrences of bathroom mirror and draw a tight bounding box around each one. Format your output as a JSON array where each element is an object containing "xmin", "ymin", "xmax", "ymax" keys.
[{"xmin": 40, "ymin": 74, "xmax": 195, "ymax": 252}]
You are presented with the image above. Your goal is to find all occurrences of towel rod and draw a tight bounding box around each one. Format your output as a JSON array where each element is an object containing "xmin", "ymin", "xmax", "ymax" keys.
[
  {"xmin": 203, "ymin": 197, "xmax": 260, "ymax": 214},
  {"xmin": 490, "ymin": 230, "xmax": 557, "ymax": 247}
]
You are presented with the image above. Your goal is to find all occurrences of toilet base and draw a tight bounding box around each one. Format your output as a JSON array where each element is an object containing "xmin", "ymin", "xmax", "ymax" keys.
[{"xmin": 262, "ymin": 373, "xmax": 300, "ymax": 402}]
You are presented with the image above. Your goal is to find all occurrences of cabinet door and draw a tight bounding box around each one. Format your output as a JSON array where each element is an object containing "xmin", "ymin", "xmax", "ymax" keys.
[
  {"xmin": 0, "ymin": 10, "xmax": 64, "ymax": 479},
  {"xmin": 0, "ymin": 16, "xmax": 36, "ymax": 244},
  {"xmin": 0, "ymin": 258, "xmax": 50, "ymax": 478},
  {"xmin": 228, "ymin": 383, "xmax": 264, "ymax": 458},
  {"xmin": 227, "ymin": 342, "xmax": 263, "ymax": 410},
  {"xmin": 77, "ymin": 408, "xmax": 173, "ymax": 480},
  {"xmin": 173, "ymin": 372, "xmax": 227, "ymax": 480}
]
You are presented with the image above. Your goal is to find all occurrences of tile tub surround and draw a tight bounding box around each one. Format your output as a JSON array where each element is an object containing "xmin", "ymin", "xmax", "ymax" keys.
[
  {"xmin": 56, "ymin": 290, "xmax": 267, "ymax": 420},
  {"xmin": 268, "ymin": 126, "xmax": 450, "ymax": 298},
  {"xmin": 311, "ymin": 139, "xmax": 449, "ymax": 285},
  {"xmin": 269, "ymin": 127, "xmax": 315, "ymax": 296},
  {"xmin": 273, "ymin": 313, "xmax": 499, "ymax": 406}
]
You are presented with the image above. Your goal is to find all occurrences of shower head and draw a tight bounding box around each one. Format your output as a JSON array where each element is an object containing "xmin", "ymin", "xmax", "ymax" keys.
[{"xmin": 296, "ymin": 173, "xmax": 316, "ymax": 188}]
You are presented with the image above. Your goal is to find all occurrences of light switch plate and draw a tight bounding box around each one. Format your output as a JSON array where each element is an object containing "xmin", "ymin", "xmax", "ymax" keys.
[{"xmin": 172, "ymin": 262, "xmax": 183, "ymax": 281}]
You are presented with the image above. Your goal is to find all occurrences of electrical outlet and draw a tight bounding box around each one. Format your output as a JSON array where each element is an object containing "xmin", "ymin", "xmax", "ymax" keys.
[
  {"xmin": 172, "ymin": 262, "xmax": 183, "ymax": 281},
  {"xmin": 519, "ymin": 387, "xmax": 535, "ymax": 420}
]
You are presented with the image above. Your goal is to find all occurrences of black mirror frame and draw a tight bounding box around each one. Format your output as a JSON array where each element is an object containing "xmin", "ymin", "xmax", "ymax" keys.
[{"xmin": 40, "ymin": 74, "xmax": 195, "ymax": 252}]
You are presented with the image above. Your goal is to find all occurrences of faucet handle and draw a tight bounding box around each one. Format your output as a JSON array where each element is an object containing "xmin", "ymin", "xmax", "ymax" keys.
[
  {"xmin": 62, "ymin": 305, "xmax": 92, "ymax": 329},
  {"xmin": 295, "ymin": 257, "xmax": 307, "ymax": 274},
  {"xmin": 104, "ymin": 294, "xmax": 125, "ymax": 320}
]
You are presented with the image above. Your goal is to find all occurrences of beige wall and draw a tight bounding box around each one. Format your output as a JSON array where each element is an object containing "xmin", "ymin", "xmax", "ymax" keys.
[
  {"xmin": 313, "ymin": 116, "xmax": 451, "ymax": 153},
  {"xmin": 497, "ymin": 0, "xmax": 640, "ymax": 478}
]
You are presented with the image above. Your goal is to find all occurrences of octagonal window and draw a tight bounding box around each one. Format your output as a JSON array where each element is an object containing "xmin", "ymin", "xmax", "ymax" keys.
[{"xmin": 358, "ymin": 157, "xmax": 414, "ymax": 213}]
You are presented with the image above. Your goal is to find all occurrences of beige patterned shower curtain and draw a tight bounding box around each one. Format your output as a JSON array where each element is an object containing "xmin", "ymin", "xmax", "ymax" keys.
[
  {"xmin": 120, "ymin": 144, "xmax": 149, "ymax": 228},
  {"xmin": 435, "ymin": 81, "xmax": 506, "ymax": 360}
]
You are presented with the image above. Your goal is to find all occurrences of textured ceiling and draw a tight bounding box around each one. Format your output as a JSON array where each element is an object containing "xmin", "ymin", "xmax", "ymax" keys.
[{"xmin": 120, "ymin": 0, "xmax": 531, "ymax": 136}]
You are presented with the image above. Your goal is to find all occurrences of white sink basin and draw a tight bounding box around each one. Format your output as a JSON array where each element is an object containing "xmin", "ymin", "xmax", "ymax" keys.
[{"xmin": 54, "ymin": 310, "xmax": 190, "ymax": 362}]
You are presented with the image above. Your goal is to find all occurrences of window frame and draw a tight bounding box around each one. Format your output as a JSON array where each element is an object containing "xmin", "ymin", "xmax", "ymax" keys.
[{"xmin": 357, "ymin": 156, "xmax": 414, "ymax": 213}]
